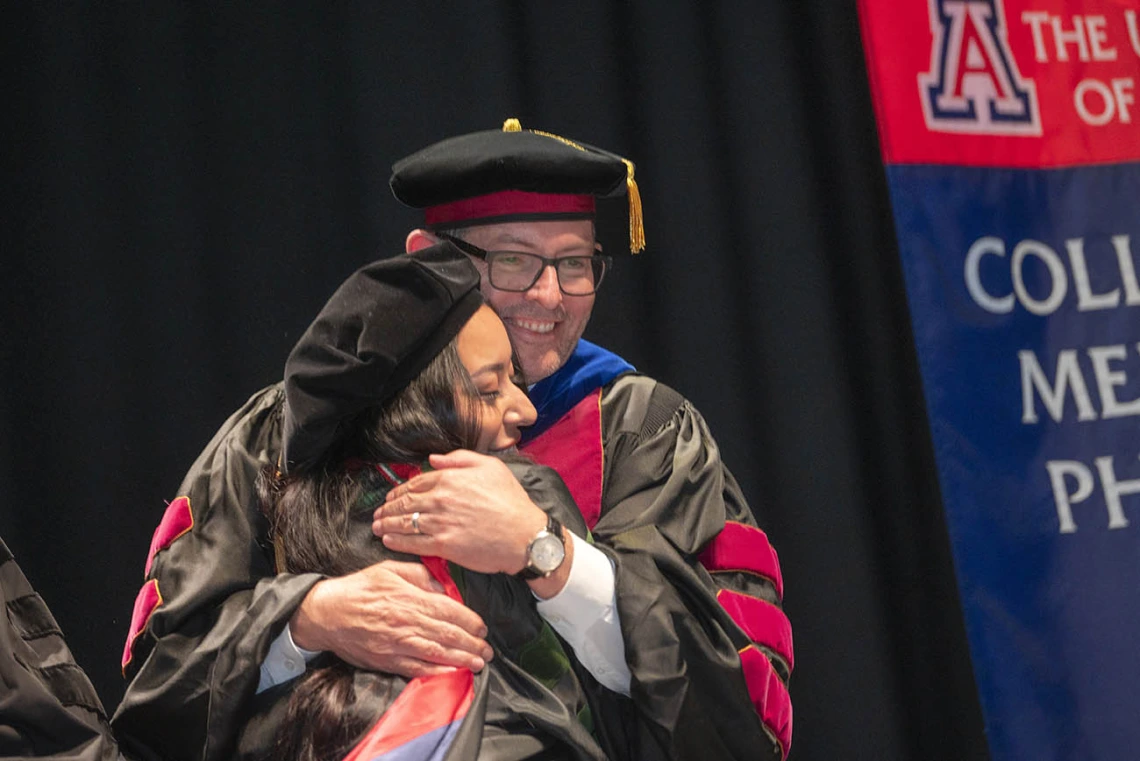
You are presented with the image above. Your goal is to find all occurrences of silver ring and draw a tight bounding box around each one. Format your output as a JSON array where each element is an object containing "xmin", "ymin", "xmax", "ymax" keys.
[{"xmin": 411, "ymin": 511, "xmax": 421, "ymax": 535}]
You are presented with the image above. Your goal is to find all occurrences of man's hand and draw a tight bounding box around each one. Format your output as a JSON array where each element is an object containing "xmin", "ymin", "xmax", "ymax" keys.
[
  {"xmin": 290, "ymin": 560, "xmax": 493, "ymax": 676},
  {"xmin": 374, "ymin": 450, "xmax": 551, "ymax": 575}
]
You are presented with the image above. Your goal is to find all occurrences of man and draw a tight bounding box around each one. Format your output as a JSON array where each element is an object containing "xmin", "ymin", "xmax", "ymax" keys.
[{"xmin": 112, "ymin": 120, "xmax": 792, "ymax": 760}]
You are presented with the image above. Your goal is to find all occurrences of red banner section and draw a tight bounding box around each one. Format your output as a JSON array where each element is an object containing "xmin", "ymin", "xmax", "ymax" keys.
[{"xmin": 859, "ymin": 0, "xmax": 1140, "ymax": 167}]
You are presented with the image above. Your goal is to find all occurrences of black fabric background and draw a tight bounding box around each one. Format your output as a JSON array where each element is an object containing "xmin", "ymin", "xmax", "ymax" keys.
[{"xmin": 4, "ymin": 3, "xmax": 990, "ymax": 759}]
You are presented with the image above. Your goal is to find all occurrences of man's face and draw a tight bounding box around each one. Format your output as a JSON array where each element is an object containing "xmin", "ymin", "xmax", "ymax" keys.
[{"xmin": 460, "ymin": 219, "xmax": 597, "ymax": 384}]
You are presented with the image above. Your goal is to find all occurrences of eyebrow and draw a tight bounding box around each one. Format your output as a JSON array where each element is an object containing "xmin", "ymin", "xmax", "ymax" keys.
[
  {"xmin": 489, "ymin": 232, "xmax": 595, "ymax": 255},
  {"xmin": 469, "ymin": 361, "xmax": 509, "ymax": 378}
]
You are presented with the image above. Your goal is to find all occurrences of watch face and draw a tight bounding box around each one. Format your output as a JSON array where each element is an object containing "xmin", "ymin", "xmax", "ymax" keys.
[{"xmin": 531, "ymin": 532, "xmax": 566, "ymax": 574}]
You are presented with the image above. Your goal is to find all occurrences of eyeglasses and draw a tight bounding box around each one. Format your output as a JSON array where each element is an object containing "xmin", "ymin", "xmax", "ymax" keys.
[{"xmin": 439, "ymin": 234, "xmax": 612, "ymax": 296}]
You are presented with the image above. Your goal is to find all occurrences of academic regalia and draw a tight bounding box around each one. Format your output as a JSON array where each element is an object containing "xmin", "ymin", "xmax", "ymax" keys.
[
  {"xmin": 237, "ymin": 460, "xmax": 612, "ymax": 761},
  {"xmin": 520, "ymin": 341, "xmax": 793, "ymax": 760},
  {"xmin": 1, "ymin": 536, "xmax": 124, "ymax": 761},
  {"xmin": 109, "ymin": 383, "xmax": 612, "ymax": 761},
  {"xmin": 112, "ymin": 382, "xmax": 309, "ymax": 761},
  {"xmin": 115, "ymin": 120, "xmax": 793, "ymax": 760},
  {"xmin": 112, "ymin": 358, "xmax": 792, "ymax": 761}
]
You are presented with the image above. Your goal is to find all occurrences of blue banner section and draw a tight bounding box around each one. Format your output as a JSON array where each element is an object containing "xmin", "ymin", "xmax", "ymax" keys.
[{"xmin": 886, "ymin": 162, "xmax": 1140, "ymax": 761}]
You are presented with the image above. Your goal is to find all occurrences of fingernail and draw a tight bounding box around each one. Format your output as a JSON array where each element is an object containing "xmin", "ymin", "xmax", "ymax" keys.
[
  {"xmin": 471, "ymin": 657, "xmax": 485, "ymax": 672},
  {"xmin": 482, "ymin": 647, "xmax": 494, "ymax": 662}
]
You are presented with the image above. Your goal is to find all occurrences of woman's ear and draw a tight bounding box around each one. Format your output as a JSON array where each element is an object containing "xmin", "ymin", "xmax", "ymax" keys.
[{"xmin": 405, "ymin": 229, "xmax": 438, "ymax": 253}]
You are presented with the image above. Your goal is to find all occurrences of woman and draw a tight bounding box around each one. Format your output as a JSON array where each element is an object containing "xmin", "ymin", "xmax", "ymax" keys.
[{"xmin": 240, "ymin": 243, "xmax": 618, "ymax": 761}]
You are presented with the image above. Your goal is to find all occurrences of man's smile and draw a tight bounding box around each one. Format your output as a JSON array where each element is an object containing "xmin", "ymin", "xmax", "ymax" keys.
[{"xmin": 509, "ymin": 317, "xmax": 557, "ymax": 335}]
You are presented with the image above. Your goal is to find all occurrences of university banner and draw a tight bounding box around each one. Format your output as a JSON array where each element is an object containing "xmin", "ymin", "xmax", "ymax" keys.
[{"xmin": 857, "ymin": 2, "xmax": 1140, "ymax": 759}]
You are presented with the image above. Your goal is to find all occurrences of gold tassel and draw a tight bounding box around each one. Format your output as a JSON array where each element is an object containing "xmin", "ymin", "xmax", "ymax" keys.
[
  {"xmin": 622, "ymin": 159, "xmax": 645, "ymax": 253},
  {"xmin": 503, "ymin": 119, "xmax": 645, "ymax": 253}
]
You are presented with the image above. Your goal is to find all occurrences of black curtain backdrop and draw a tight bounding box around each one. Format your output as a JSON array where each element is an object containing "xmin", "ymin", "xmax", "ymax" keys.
[{"xmin": 5, "ymin": 3, "xmax": 990, "ymax": 759}]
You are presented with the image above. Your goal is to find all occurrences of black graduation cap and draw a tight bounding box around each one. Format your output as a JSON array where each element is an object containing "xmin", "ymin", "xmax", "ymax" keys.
[
  {"xmin": 281, "ymin": 241, "xmax": 483, "ymax": 474},
  {"xmin": 390, "ymin": 118, "xmax": 645, "ymax": 253}
]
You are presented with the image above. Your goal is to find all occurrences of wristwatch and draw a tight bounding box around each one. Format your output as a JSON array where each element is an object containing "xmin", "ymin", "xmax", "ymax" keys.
[{"xmin": 517, "ymin": 514, "xmax": 566, "ymax": 580}]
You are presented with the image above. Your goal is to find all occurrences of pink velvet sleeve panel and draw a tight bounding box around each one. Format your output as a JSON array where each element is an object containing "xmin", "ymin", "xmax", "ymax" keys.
[
  {"xmin": 122, "ymin": 495, "xmax": 195, "ymax": 672},
  {"xmin": 739, "ymin": 645, "xmax": 794, "ymax": 759},
  {"xmin": 717, "ymin": 588, "xmax": 795, "ymax": 673},
  {"xmin": 143, "ymin": 496, "xmax": 194, "ymax": 577},
  {"xmin": 701, "ymin": 520, "xmax": 794, "ymax": 757},
  {"xmin": 698, "ymin": 519, "xmax": 784, "ymax": 600},
  {"xmin": 121, "ymin": 579, "xmax": 162, "ymax": 673}
]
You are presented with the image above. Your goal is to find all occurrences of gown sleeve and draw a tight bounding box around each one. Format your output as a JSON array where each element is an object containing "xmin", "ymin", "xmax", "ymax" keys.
[
  {"xmin": 592, "ymin": 374, "xmax": 793, "ymax": 761},
  {"xmin": 238, "ymin": 460, "xmax": 611, "ymax": 761},
  {"xmin": 1, "ymin": 536, "xmax": 124, "ymax": 761},
  {"xmin": 111, "ymin": 384, "xmax": 323, "ymax": 761}
]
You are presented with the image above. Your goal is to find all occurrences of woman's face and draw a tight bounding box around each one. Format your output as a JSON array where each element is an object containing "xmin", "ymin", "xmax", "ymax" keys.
[{"xmin": 456, "ymin": 305, "xmax": 537, "ymax": 453}]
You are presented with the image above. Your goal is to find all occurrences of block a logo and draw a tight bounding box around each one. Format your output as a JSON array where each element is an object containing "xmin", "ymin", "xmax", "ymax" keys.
[{"xmin": 918, "ymin": 0, "xmax": 1042, "ymax": 135}]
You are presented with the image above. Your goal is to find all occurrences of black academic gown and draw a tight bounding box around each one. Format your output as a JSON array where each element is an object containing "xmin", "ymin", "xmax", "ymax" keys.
[
  {"xmin": 112, "ymin": 386, "xmax": 612, "ymax": 761},
  {"xmin": 517, "ymin": 338, "xmax": 791, "ymax": 759},
  {"xmin": 237, "ymin": 462, "xmax": 609, "ymax": 761},
  {"xmin": 115, "ymin": 374, "xmax": 792, "ymax": 761},
  {"xmin": 1, "ymin": 536, "xmax": 124, "ymax": 761},
  {"xmin": 569, "ymin": 374, "xmax": 792, "ymax": 760}
]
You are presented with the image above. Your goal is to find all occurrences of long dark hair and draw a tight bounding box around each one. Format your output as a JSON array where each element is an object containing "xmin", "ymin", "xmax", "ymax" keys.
[{"xmin": 257, "ymin": 335, "xmax": 487, "ymax": 761}]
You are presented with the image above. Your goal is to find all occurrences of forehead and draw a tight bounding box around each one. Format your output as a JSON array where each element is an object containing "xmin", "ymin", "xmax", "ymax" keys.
[
  {"xmin": 463, "ymin": 219, "xmax": 596, "ymax": 252},
  {"xmin": 457, "ymin": 305, "xmax": 512, "ymax": 368}
]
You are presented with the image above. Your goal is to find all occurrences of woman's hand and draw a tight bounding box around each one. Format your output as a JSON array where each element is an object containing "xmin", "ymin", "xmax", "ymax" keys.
[{"xmin": 374, "ymin": 450, "xmax": 548, "ymax": 576}]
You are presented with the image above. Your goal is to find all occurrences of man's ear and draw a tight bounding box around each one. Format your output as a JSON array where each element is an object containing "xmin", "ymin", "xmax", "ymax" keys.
[{"xmin": 405, "ymin": 229, "xmax": 438, "ymax": 253}]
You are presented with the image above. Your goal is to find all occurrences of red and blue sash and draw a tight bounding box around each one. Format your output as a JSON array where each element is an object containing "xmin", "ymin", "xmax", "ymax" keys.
[
  {"xmin": 341, "ymin": 556, "xmax": 475, "ymax": 761},
  {"xmin": 343, "ymin": 466, "xmax": 476, "ymax": 761}
]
